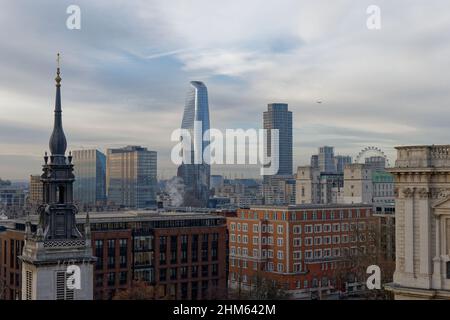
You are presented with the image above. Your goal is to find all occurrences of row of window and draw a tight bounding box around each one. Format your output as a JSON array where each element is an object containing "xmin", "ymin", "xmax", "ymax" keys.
[
  {"xmin": 238, "ymin": 209, "xmax": 370, "ymax": 221},
  {"xmin": 158, "ymin": 264, "xmax": 219, "ymax": 281},
  {"xmin": 230, "ymin": 246, "xmax": 372, "ymax": 264},
  {"xmin": 230, "ymin": 222, "xmax": 367, "ymax": 235}
]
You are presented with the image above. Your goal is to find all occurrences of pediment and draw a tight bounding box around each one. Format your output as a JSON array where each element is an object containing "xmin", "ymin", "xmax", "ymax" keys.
[{"xmin": 432, "ymin": 196, "xmax": 450, "ymax": 213}]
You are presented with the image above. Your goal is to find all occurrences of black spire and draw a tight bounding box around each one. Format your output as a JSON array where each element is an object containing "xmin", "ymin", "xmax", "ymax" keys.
[{"xmin": 49, "ymin": 53, "xmax": 67, "ymax": 163}]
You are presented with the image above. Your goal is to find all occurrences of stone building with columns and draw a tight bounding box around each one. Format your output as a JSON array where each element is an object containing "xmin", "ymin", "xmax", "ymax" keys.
[{"xmin": 386, "ymin": 145, "xmax": 450, "ymax": 299}]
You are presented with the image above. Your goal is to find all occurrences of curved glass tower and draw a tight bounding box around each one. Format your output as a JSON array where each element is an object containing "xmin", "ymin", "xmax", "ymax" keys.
[{"xmin": 177, "ymin": 81, "xmax": 210, "ymax": 207}]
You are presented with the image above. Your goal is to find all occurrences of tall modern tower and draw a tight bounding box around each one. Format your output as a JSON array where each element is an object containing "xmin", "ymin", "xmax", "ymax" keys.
[
  {"xmin": 72, "ymin": 149, "xmax": 106, "ymax": 206},
  {"xmin": 318, "ymin": 146, "xmax": 336, "ymax": 173},
  {"xmin": 106, "ymin": 146, "xmax": 157, "ymax": 208},
  {"xmin": 20, "ymin": 56, "xmax": 95, "ymax": 300},
  {"xmin": 177, "ymin": 81, "xmax": 211, "ymax": 207},
  {"xmin": 263, "ymin": 103, "xmax": 293, "ymax": 176}
]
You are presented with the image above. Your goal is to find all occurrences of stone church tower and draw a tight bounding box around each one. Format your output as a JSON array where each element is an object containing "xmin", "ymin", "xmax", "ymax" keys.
[
  {"xmin": 387, "ymin": 146, "xmax": 450, "ymax": 299},
  {"xmin": 20, "ymin": 55, "xmax": 96, "ymax": 300}
]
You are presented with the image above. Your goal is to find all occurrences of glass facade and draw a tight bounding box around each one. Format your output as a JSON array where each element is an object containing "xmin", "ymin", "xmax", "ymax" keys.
[
  {"xmin": 177, "ymin": 81, "xmax": 210, "ymax": 207},
  {"xmin": 73, "ymin": 149, "xmax": 106, "ymax": 205},
  {"xmin": 106, "ymin": 146, "xmax": 157, "ymax": 208}
]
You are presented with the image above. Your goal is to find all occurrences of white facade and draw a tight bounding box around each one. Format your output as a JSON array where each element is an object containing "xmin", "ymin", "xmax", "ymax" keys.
[
  {"xmin": 386, "ymin": 145, "xmax": 450, "ymax": 299},
  {"xmin": 343, "ymin": 163, "xmax": 373, "ymax": 204}
]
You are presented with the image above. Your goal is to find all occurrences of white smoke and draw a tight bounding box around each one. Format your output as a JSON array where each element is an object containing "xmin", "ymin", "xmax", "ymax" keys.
[{"xmin": 165, "ymin": 176, "xmax": 185, "ymax": 207}]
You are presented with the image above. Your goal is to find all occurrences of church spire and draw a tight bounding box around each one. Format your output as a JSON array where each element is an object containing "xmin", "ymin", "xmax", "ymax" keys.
[{"xmin": 49, "ymin": 53, "xmax": 67, "ymax": 163}]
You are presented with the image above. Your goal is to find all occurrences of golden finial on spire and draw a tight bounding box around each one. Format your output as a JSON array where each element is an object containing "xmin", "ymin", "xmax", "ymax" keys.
[{"xmin": 55, "ymin": 53, "xmax": 61, "ymax": 87}]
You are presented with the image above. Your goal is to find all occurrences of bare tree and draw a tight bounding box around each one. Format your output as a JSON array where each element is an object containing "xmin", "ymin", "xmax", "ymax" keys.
[{"xmin": 112, "ymin": 280, "xmax": 170, "ymax": 300}]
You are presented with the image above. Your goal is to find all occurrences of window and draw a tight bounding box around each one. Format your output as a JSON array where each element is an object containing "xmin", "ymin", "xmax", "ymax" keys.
[
  {"xmin": 277, "ymin": 251, "xmax": 284, "ymax": 259},
  {"xmin": 237, "ymin": 223, "xmax": 241, "ymax": 231},
  {"xmin": 56, "ymin": 271, "xmax": 74, "ymax": 300},
  {"xmin": 294, "ymin": 264, "xmax": 302, "ymax": 273},
  {"xmin": 305, "ymin": 250, "xmax": 313, "ymax": 259},
  {"xmin": 231, "ymin": 223, "xmax": 236, "ymax": 231},
  {"xmin": 243, "ymin": 235, "xmax": 248, "ymax": 244},
  {"xmin": 25, "ymin": 271, "xmax": 32, "ymax": 300},
  {"xmin": 293, "ymin": 225, "xmax": 302, "ymax": 234},
  {"xmin": 333, "ymin": 248, "xmax": 341, "ymax": 257},
  {"xmin": 159, "ymin": 269, "xmax": 166, "ymax": 281},
  {"xmin": 277, "ymin": 225, "xmax": 284, "ymax": 234},
  {"xmin": 323, "ymin": 224, "xmax": 331, "ymax": 232},
  {"xmin": 333, "ymin": 236, "xmax": 340, "ymax": 244},
  {"xmin": 242, "ymin": 223, "xmax": 248, "ymax": 232},
  {"xmin": 293, "ymin": 251, "xmax": 302, "ymax": 260},
  {"xmin": 314, "ymin": 225, "xmax": 322, "ymax": 233},
  {"xmin": 304, "ymin": 237, "xmax": 313, "ymax": 246},
  {"xmin": 332, "ymin": 223, "xmax": 340, "ymax": 232},
  {"xmin": 314, "ymin": 249, "xmax": 322, "ymax": 259},
  {"xmin": 277, "ymin": 263, "xmax": 284, "ymax": 272},
  {"xmin": 268, "ymin": 250, "xmax": 274, "ymax": 258},
  {"xmin": 341, "ymin": 223, "xmax": 349, "ymax": 231},
  {"xmin": 253, "ymin": 237, "xmax": 259, "ymax": 245},
  {"xmin": 314, "ymin": 237, "xmax": 322, "ymax": 245},
  {"xmin": 277, "ymin": 238, "xmax": 283, "ymax": 246},
  {"xmin": 253, "ymin": 224, "xmax": 259, "ymax": 233},
  {"xmin": 324, "ymin": 249, "xmax": 331, "ymax": 257},
  {"xmin": 305, "ymin": 225, "xmax": 313, "ymax": 233},
  {"xmin": 324, "ymin": 236, "xmax": 331, "ymax": 245},
  {"xmin": 107, "ymin": 272, "xmax": 116, "ymax": 287},
  {"xmin": 119, "ymin": 271, "xmax": 127, "ymax": 285},
  {"xmin": 293, "ymin": 238, "xmax": 301, "ymax": 246},
  {"xmin": 230, "ymin": 234, "xmax": 236, "ymax": 242},
  {"xmin": 253, "ymin": 249, "xmax": 259, "ymax": 258}
]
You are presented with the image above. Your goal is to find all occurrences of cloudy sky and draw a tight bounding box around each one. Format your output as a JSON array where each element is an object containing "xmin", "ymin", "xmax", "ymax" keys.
[{"xmin": 1, "ymin": 0, "xmax": 450, "ymax": 180}]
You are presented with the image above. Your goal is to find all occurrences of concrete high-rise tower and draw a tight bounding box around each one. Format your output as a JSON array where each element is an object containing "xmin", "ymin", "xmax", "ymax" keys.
[
  {"xmin": 263, "ymin": 103, "xmax": 293, "ymax": 176},
  {"xmin": 20, "ymin": 56, "xmax": 95, "ymax": 300},
  {"xmin": 177, "ymin": 81, "xmax": 211, "ymax": 207}
]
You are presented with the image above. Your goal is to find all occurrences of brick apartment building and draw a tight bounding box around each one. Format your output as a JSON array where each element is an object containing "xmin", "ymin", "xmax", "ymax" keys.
[
  {"xmin": 227, "ymin": 204, "xmax": 378, "ymax": 299},
  {"xmin": 0, "ymin": 210, "xmax": 227, "ymax": 300}
]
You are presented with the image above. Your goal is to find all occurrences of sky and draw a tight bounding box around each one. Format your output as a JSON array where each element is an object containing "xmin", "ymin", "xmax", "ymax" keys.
[{"xmin": 1, "ymin": 0, "xmax": 450, "ymax": 180}]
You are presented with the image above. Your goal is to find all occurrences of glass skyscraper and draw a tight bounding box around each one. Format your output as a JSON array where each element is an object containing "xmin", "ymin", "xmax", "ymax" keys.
[
  {"xmin": 177, "ymin": 81, "xmax": 211, "ymax": 207},
  {"xmin": 263, "ymin": 103, "xmax": 293, "ymax": 176},
  {"xmin": 106, "ymin": 146, "xmax": 157, "ymax": 208},
  {"xmin": 72, "ymin": 149, "xmax": 106, "ymax": 206}
]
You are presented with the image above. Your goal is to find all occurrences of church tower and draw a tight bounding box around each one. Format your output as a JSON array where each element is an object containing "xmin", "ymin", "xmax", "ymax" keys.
[{"xmin": 20, "ymin": 55, "xmax": 95, "ymax": 300}]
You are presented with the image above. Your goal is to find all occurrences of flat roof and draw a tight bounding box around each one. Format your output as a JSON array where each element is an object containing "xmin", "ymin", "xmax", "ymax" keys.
[
  {"xmin": 0, "ymin": 210, "xmax": 225, "ymax": 227},
  {"xmin": 246, "ymin": 204, "xmax": 373, "ymax": 210}
]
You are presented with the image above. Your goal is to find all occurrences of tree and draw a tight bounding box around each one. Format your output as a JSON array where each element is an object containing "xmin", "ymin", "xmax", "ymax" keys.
[
  {"xmin": 112, "ymin": 281, "xmax": 169, "ymax": 300},
  {"xmin": 333, "ymin": 216, "xmax": 395, "ymax": 299},
  {"xmin": 228, "ymin": 260, "xmax": 290, "ymax": 300}
]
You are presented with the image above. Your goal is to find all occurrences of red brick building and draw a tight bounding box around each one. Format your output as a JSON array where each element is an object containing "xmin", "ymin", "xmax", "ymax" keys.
[
  {"xmin": 0, "ymin": 210, "xmax": 227, "ymax": 300},
  {"xmin": 227, "ymin": 204, "xmax": 377, "ymax": 299}
]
